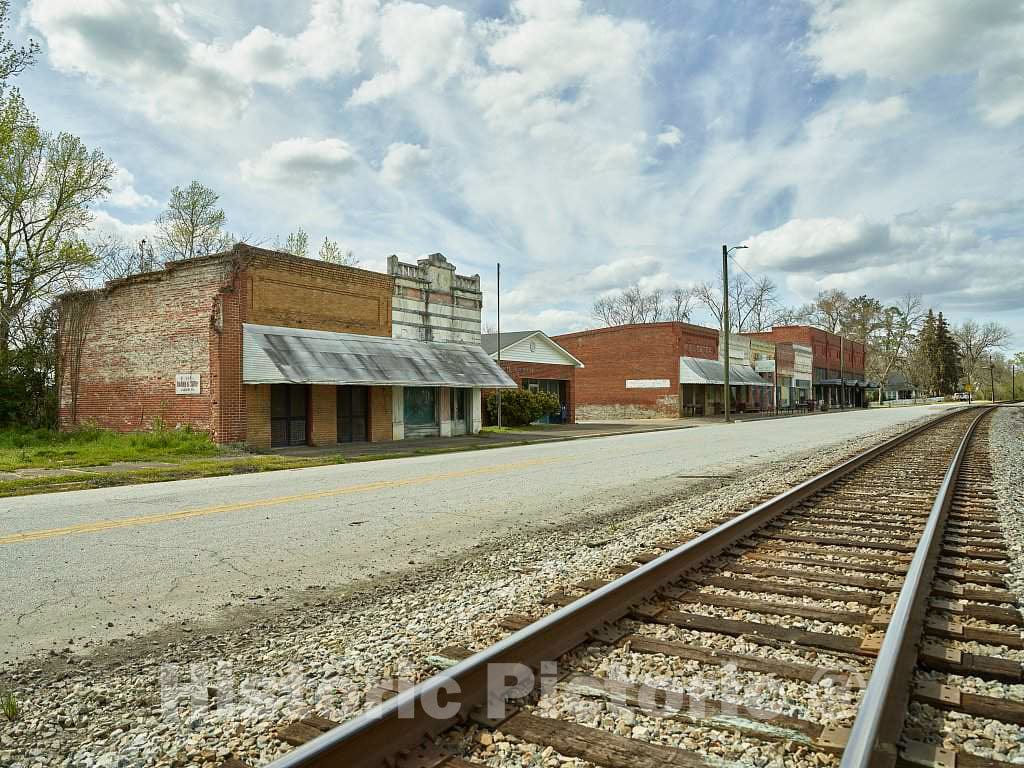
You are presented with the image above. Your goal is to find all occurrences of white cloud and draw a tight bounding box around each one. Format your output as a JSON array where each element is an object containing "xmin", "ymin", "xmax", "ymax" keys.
[
  {"xmin": 656, "ymin": 125, "xmax": 683, "ymax": 146},
  {"xmin": 27, "ymin": 0, "xmax": 378, "ymax": 124},
  {"xmin": 107, "ymin": 165, "xmax": 158, "ymax": 209},
  {"xmin": 804, "ymin": 0, "xmax": 1024, "ymax": 125},
  {"xmin": 745, "ymin": 205, "xmax": 1024, "ymax": 312},
  {"xmin": 584, "ymin": 256, "xmax": 661, "ymax": 290},
  {"xmin": 89, "ymin": 209, "xmax": 158, "ymax": 242},
  {"xmin": 348, "ymin": 2, "xmax": 473, "ymax": 105},
  {"xmin": 240, "ymin": 138, "xmax": 357, "ymax": 183},
  {"xmin": 379, "ymin": 143, "xmax": 431, "ymax": 185}
]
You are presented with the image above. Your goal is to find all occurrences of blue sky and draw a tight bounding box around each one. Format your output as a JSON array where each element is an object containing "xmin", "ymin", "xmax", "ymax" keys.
[{"xmin": 14, "ymin": 0, "xmax": 1024, "ymax": 346}]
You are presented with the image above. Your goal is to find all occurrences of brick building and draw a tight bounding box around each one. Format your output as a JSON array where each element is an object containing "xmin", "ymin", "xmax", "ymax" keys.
[
  {"xmin": 481, "ymin": 331, "xmax": 584, "ymax": 423},
  {"xmin": 552, "ymin": 322, "xmax": 724, "ymax": 419},
  {"xmin": 58, "ymin": 245, "xmax": 513, "ymax": 448},
  {"xmin": 743, "ymin": 326, "xmax": 870, "ymax": 407}
]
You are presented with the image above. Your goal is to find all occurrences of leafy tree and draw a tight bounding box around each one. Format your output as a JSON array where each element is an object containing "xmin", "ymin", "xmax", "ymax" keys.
[
  {"xmin": 0, "ymin": 90, "xmax": 114, "ymax": 361},
  {"xmin": 953, "ymin": 320, "xmax": 1011, "ymax": 392},
  {"xmin": 0, "ymin": 1, "xmax": 38, "ymax": 83},
  {"xmin": 281, "ymin": 227, "xmax": 310, "ymax": 258},
  {"xmin": 155, "ymin": 180, "xmax": 227, "ymax": 261},
  {"xmin": 319, "ymin": 237, "xmax": 358, "ymax": 265},
  {"xmin": 868, "ymin": 294, "xmax": 924, "ymax": 406}
]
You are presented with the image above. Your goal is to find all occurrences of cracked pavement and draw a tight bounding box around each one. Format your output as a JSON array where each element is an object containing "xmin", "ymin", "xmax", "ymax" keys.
[{"xmin": 0, "ymin": 406, "xmax": 947, "ymax": 666}]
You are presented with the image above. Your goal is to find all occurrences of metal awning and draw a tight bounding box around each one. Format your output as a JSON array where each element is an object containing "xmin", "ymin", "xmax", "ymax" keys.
[
  {"xmin": 680, "ymin": 357, "xmax": 772, "ymax": 387},
  {"xmin": 243, "ymin": 323, "xmax": 518, "ymax": 388},
  {"xmin": 819, "ymin": 378, "xmax": 874, "ymax": 387}
]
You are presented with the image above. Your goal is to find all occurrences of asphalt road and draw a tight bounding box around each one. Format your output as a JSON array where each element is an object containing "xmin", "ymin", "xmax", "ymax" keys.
[{"xmin": 0, "ymin": 406, "xmax": 947, "ymax": 664}]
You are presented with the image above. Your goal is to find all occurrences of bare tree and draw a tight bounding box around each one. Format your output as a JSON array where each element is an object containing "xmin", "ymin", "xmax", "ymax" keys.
[
  {"xmin": 591, "ymin": 284, "xmax": 664, "ymax": 326},
  {"xmin": 954, "ymin": 320, "xmax": 1012, "ymax": 390},
  {"xmin": 666, "ymin": 287, "xmax": 695, "ymax": 322},
  {"xmin": 692, "ymin": 272, "xmax": 780, "ymax": 332},
  {"xmin": 156, "ymin": 180, "xmax": 227, "ymax": 261},
  {"xmin": 85, "ymin": 235, "xmax": 158, "ymax": 282}
]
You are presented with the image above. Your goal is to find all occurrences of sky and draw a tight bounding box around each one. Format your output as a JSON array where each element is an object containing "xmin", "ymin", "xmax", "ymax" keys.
[{"xmin": 13, "ymin": 0, "xmax": 1024, "ymax": 346}]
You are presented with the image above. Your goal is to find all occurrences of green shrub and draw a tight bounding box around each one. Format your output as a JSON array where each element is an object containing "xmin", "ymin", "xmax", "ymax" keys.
[
  {"xmin": 485, "ymin": 389, "xmax": 560, "ymax": 426},
  {"xmin": 1, "ymin": 686, "xmax": 17, "ymax": 721}
]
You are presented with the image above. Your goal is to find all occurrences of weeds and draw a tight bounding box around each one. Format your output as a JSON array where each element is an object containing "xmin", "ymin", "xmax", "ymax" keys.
[{"xmin": 0, "ymin": 686, "xmax": 18, "ymax": 721}]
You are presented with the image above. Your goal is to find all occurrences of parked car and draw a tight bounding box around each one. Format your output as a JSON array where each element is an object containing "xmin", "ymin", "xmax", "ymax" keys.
[{"xmin": 952, "ymin": 392, "xmax": 972, "ymax": 401}]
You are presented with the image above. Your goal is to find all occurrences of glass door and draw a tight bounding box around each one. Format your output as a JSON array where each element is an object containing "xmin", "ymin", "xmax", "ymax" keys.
[
  {"xmin": 271, "ymin": 384, "xmax": 308, "ymax": 447},
  {"xmin": 337, "ymin": 386, "xmax": 369, "ymax": 443}
]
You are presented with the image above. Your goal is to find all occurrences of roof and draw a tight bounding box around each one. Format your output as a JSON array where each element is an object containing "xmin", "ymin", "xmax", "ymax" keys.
[
  {"xmin": 884, "ymin": 371, "xmax": 913, "ymax": 388},
  {"xmin": 679, "ymin": 357, "xmax": 772, "ymax": 387},
  {"xmin": 480, "ymin": 330, "xmax": 537, "ymax": 355},
  {"xmin": 480, "ymin": 330, "xmax": 585, "ymax": 367},
  {"xmin": 243, "ymin": 323, "xmax": 517, "ymax": 388},
  {"xmin": 552, "ymin": 321, "xmax": 719, "ymax": 342}
]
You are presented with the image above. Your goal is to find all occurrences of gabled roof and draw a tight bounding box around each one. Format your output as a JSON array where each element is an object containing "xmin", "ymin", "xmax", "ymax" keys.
[
  {"xmin": 480, "ymin": 330, "xmax": 537, "ymax": 355},
  {"xmin": 480, "ymin": 330, "xmax": 584, "ymax": 368}
]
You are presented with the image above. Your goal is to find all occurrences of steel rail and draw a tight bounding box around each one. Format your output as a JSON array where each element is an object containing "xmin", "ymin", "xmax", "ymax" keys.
[
  {"xmin": 265, "ymin": 406, "xmax": 979, "ymax": 768},
  {"xmin": 839, "ymin": 405, "xmax": 995, "ymax": 768}
]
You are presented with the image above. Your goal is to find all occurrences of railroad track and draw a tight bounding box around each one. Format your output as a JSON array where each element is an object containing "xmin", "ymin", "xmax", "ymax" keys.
[{"xmin": 226, "ymin": 405, "xmax": 1022, "ymax": 768}]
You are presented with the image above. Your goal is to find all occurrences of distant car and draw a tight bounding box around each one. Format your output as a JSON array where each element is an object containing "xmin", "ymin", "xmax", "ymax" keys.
[{"xmin": 952, "ymin": 392, "xmax": 972, "ymax": 401}]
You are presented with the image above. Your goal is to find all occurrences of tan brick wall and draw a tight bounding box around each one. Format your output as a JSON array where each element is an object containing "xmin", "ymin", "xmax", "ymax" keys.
[
  {"xmin": 246, "ymin": 384, "xmax": 271, "ymax": 449},
  {"xmin": 370, "ymin": 386, "xmax": 393, "ymax": 442},
  {"xmin": 310, "ymin": 385, "xmax": 337, "ymax": 446},
  {"xmin": 244, "ymin": 251, "xmax": 392, "ymax": 337}
]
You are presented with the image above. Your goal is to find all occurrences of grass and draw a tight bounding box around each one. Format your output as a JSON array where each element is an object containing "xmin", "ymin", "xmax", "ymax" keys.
[
  {"xmin": 479, "ymin": 424, "xmax": 556, "ymax": 433},
  {"xmin": 0, "ymin": 424, "xmax": 221, "ymax": 471},
  {"xmin": 0, "ymin": 686, "xmax": 17, "ymax": 721}
]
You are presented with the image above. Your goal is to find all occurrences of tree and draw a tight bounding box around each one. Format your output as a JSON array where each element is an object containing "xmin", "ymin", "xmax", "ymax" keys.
[
  {"xmin": 0, "ymin": 90, "xmax": 114, "ymax": 361},
  {"xmin": 953, "ymin": 320, "xmax": 1012, "ymax": 391},
  {"xmin": 867, "ymin": 293, "xmax": 924, "ymax": 405},
  {"xmin": 592, "ymin": 284, "xmax": 664, "ymax": 326},
  {"xmin": 90, "ymin": 234, "xmax": 158, "ymax": 282},
  {"xmin": 692, "ymin": 272, "xmax": 780, "ymax": 333},
  {"xmin": 0, "ymin": 2, "xmax": 37, "ymax": 83},
  {"xmin": 280, "ymin": 227, "xmax": 309, "ymax": 258},
  {"xmin": 666, "ymin": 287, "xmax": 695, "ymax": 322},
  {"xmin": 318, "ymin": 237, "xmax": 358, "ymax": 266},
  {"xmin": 155, "ymin": 181, "xmax": 227, "ymax": 261}
]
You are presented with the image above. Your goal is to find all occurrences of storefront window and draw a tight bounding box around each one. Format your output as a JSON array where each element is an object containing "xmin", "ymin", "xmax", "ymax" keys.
[{"xmin": 404, "ymin": 387, "xmax": 437, "ymax": 426}]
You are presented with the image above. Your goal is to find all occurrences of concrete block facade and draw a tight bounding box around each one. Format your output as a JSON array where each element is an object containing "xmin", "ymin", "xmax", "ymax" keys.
[
  {"xmin": 388, "ymin": 253, "xmax": 482, "ymax": 344},
  {"xmin": 553, "ymin": 322, "xmax": 719, "ymax": 419}
]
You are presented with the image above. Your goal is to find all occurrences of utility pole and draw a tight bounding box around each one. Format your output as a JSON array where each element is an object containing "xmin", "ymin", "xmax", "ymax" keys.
[
  {"xmin": 989, "ymin": 355, "xmax": 996, "ymax": 403},
  {"xmin": 720, "ymin": 244, "xmax": 748, "ymax": 423},
  {"xmin": 722, "ymin": 244, "xmax": 731, "ymax": 423},
  {"xmin": 1012, "ymin": 363, "xmax": 1016, "ymax": 401},
  {"xmin": 496, "ymin": 262, "xmax": 502, "ymax": 429}
]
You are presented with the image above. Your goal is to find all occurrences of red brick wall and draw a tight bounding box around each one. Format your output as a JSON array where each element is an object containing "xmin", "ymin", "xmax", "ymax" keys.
[
  {"xmin": 59, "ymin": 255, "xmax": 233, "ymax": 434},
  {"xmin": 744, "ymin": 326, "xmax": 865, "ymax": 375},
  {"xmin": 488, "ymin": 361, "xmax": 577, "ymax": 423},
  {"xmin": 552, "ymin": 323, "xmax": 719, "ymax": 418},
  {"xmin": 59, "ymin": 245, "xmax": 397, "ymax": 446}
]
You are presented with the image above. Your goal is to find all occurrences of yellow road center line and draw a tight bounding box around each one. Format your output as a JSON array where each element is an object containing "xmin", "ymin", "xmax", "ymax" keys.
[{"xmin": 0, "ymin": 456, "xmax": 567, "ymax": 546}]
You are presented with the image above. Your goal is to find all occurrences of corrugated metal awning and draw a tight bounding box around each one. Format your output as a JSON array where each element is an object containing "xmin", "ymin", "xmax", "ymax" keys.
[
  {"xmin": 679, "ymin": 356, "xmax": 772, "ymax": 387},
  {"xmin": 243, "ymin": 323, "xmax": 518, "ymax": 388}
]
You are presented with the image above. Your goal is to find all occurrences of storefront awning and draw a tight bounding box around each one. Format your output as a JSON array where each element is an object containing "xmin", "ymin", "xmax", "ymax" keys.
[
  {"xmin": 819, "ymin": 378, "xmax": 876, "ymax": 387},
  {"xmin": 243, "ymin": 323, "xmax": 518, "ymax": 388},
  {"xmin": 680, "ymin": 357, "xmax": 772, "ymax": 387}
]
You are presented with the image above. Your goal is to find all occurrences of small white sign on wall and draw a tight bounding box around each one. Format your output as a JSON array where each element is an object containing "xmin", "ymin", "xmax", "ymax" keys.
[
  {"xmin": 175, "ymin": 373, "xmax": 201, "ymax": 395},
  {"xmin": 626, "ymin": 379, "xmax": 671, "ymax": 389}
]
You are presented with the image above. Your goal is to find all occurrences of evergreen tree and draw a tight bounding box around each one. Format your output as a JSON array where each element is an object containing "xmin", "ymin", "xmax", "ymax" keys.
[
  {"xmin": 917, "ymin": 309, "xmax": 938, "ymax": 395},
  {"xmin": 935, "ymin": 312, "xmax": 959, "ymax": 394}
]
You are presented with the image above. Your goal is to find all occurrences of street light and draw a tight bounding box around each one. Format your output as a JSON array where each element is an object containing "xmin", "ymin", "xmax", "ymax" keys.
[{"xmin": 722, "ymin": 244, "xmax": 748, "ymax": 423}]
